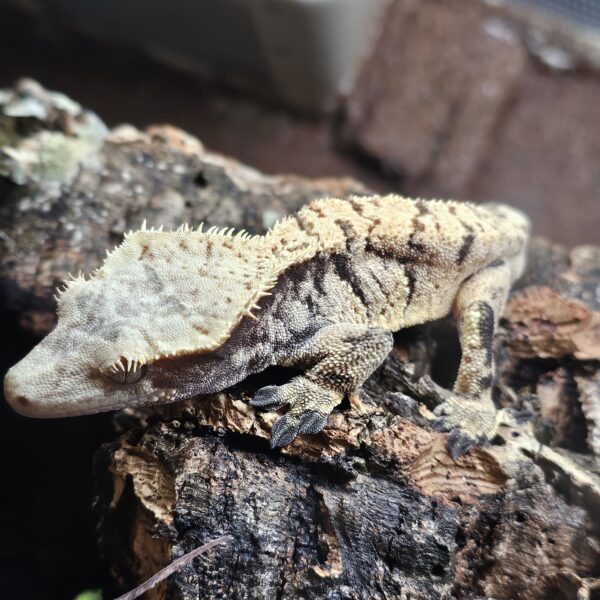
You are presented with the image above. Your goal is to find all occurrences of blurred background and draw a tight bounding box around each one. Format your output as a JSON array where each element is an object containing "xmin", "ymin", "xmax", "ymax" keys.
[{"xmin": 0, "ymin": 0, "xmax": 599, "ymax": 598}]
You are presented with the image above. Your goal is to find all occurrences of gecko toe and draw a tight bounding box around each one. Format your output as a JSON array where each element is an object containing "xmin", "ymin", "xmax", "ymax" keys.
[
  {"xmin": 447, "ymin": 428, "xmax": 482, "ymax": 459},
  {"xmin": 269, "ymin": 412, "xmax": 328, "ymax": 448},
  {"xmin": 251, "ymin": 386, "xmax": 287, "ymax": 411},
  {"xmin": 433, "ymin": 403, "xmax": 450, "ymax": 417},
  {"xmin": 297, "ymin": 411, "xmax": 328, "ymax": 435},
  {"xmin": 270, "ymin": 415, "xmax": 300, "ymax": 448},
  {"xmin": 432, "ymin": 416, "xmax": 452, "ymax": 432}
]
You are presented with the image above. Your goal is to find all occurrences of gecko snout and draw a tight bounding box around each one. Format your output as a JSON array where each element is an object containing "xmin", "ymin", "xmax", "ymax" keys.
[
  {"xmin": 3, "ymin": 362, "xmax": 52, "ymax": 417},
  {"xmin": 3, "ymin": 366, "xmax": 34, "ymax": 416}
]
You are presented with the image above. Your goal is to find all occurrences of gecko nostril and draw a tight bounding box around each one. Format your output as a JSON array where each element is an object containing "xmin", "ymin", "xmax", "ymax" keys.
[{"xmin": 15, "ymin": 395, "xmax": 30, "ymax": 407}]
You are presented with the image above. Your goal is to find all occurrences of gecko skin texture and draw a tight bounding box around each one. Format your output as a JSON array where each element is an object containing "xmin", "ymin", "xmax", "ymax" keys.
[{"xmin": 4, "ymin": 195, "xmax": 529, "ymax": 456}]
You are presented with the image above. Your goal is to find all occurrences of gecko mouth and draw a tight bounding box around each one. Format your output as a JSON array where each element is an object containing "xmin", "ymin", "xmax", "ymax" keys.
[
  {"xmin": 6, "ymin": 390, "xmax": 180, "ymax": 418},
  {"xmin": 4, "ymin": 363, "xmax": 179, "ymax": 418}
]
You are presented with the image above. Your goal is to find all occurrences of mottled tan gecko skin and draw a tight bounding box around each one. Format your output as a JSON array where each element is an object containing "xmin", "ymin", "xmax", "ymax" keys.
[{"xmin": 4, "ymin": 195, "xmax": 529, "ymax": 456}]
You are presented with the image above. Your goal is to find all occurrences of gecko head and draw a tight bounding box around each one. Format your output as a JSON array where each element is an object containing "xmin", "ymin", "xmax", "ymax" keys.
[
  {"xmin": 3, "ymin": 314, "xmax": 237, "ymax": 418},
  {"xmin": 3, "ymin": 321, "xmax": 171, "ymax": 417},
  {"xmin": 3, "ymin": 269, "xmax": 190, "ymax": 417},
  {"xmin": 4, "ymin": 226, "xmax": 278, "ymax": 418}
]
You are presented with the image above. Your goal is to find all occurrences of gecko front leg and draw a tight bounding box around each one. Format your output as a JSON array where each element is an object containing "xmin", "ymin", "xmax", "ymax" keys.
[
  {"xmin": 432, "ymin": 261, "xmax": 512, "ymax": 458},
  {"xmin": 250, "ymin": 324, "xmax": 393, "ymax": 447}
]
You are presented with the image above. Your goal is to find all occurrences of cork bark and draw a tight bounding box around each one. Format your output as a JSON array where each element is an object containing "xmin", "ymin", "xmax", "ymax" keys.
[{"xmin": 1, "ymin": 81, "xmax": 599, "ymax": 600}]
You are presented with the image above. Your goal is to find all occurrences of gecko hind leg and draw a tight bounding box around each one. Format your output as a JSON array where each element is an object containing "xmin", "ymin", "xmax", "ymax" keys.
[{"xmin": 432, "ymin": 261, "xmax": 512, "ymax": 458}]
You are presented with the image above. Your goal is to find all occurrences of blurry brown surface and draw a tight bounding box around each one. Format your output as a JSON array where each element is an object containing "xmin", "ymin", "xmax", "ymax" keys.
[
  {"xmin": 343, "ymin": 0, "xmax": 600, "ymax": 244},
  {"xmin": 470, "ymin": 69, "xmax": 600, "ymax": 244},
  {"xmin": 343, "ymin": 0, "xmax": 527, "ymax": 194},
  {"xmin": 1, "ymin": 2, "xmax": 599, "ymax": 245}
]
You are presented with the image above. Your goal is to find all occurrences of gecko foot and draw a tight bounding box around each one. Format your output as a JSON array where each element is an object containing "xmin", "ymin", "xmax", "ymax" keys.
[
  {"xmin": 270, "ymin": 411, "xmax": 329, "ymax": 448},
  {"xmin": 251, "ymin": 376, "xmax": 342, "ymax": 448},
  {"xmin": 432, "ymin": 395, "xmax": 497, "ymax": 459}
]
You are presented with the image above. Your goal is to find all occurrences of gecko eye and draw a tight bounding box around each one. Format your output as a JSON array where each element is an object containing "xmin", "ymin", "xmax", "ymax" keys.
[{"xmin": 105, "ymin": 357, "xmax": 148, "ymax": 385}]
